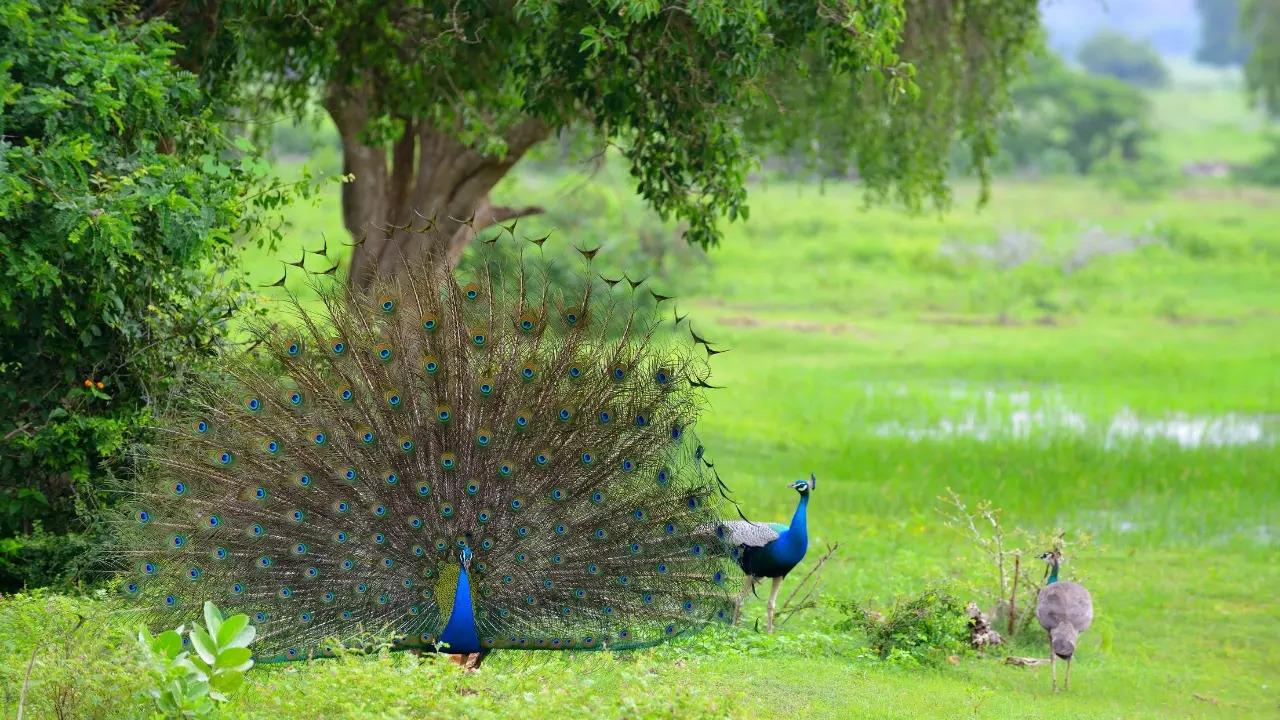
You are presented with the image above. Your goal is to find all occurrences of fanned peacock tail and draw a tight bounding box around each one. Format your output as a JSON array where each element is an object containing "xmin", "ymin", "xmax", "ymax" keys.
[{"xmin": 112, "ymin": 233, "xmax": 738, "ymax": 662}]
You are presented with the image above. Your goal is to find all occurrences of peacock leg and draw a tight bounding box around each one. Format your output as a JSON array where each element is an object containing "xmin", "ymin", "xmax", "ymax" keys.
[
  {"xmin": 1049, "ymin": 652, "xmax": 1058, "ymax": 693},
  {"xmin": 765, "ymin": 576, "xmax": 783, "ymax": 634},
  {"xmin": 448, "ymin": 654, "xmax": 467, "ymax": 669},
  {"xmin": 733, "ymin": 576, "xmax": 755, "ymax": 625},
  {"xmin": 1064, "ymin": 657, "xmax": 1071, "ymax": 690}
]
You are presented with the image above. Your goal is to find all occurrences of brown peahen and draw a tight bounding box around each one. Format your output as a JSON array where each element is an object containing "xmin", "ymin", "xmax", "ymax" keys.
[
  {"xmin": 113, "ymin": 231, "xmax": 739, "ymax": 669},
  {"xmin": 1035, "ymin": 548, "xmax": 1093, "ymax": 692}
]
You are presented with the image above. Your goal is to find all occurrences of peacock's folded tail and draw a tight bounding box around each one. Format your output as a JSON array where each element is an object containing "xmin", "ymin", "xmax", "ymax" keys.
[{"xmin": 115, "ymin": 235, "xmax": 737, "ymax": 660}]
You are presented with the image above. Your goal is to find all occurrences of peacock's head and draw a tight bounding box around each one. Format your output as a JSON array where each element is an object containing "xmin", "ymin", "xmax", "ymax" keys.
[
  {"xmin": 459, "ymin": 546, "xmax": 473, "ymax": 569},
  {"xmin": 789, "ymin": 473, "xmax": 817, "ymax": 496}
]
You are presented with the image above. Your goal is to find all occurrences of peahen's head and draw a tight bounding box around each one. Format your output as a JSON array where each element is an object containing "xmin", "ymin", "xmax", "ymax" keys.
[
  {"xmin": 789, "ymin": 473, "xmax": 817, "ymax": 497},
  {"xmin": 1036, "ymin": 549, "xmax": 1062, "ymax": 564}
]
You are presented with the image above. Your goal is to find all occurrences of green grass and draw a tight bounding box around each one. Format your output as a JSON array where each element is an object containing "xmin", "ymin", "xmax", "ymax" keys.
[{"xmin": 5, "ymin": 161, "xmax": 1279, "ymax": 717}]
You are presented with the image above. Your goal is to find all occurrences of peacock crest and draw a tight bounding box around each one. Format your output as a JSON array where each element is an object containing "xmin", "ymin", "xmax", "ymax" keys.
[{"xmin": 113, "ymin": 233, "xmax": 738, "ymax": 661}]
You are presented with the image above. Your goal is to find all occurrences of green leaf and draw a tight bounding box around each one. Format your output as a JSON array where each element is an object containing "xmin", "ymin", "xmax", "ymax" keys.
[
  {"xmin": 233, "ymin": 136, "xmax": 256, "ymax": 153},
  {"xmin": 209, "ymin": 670, "xmax": 246, "ymax": 693},
  {"xmin": 214, "ymin": 613, "xmax": 247, "ymax": 647},
  {"xmin": 214, "ymin": 646, "xmax": 253, "ymax": 671},
  {"xmin": 189, "ymin": 626, "xmax": 218, "ymax": 666},
  {"xmin": 152, "ymin": 629, "xmax": 183, "ymax": 658},
  {"xmin": 203, "ymin": 601, "xmax": 223, "ymax": 639},
  {"xmin": 220, "ymin": 616, "xmax": 256, "ymax": 649}
]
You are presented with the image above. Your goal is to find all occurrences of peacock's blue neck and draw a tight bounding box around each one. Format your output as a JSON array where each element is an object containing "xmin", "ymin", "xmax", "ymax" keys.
[
  {"xmin": 780, "ymin": 492, "xmax": 809, "ymax": 558},
  {"xmin": 1046, "ymin": 561, "xmax": 1059, "ymax": 585},
  {"xmin": 439, "ymin": 565, "xmax": 480, "ymax": 654}
]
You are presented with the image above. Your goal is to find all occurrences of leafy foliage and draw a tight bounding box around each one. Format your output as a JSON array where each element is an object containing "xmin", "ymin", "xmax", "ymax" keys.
[
  {"xmin": 0, "ymin": 0, "xmax": 316, "ymax": 589},
  {"xmin": 1196, "ymin": 0, "xmax": 1251, "ymax": 67},
  {"xmin": 161, "ymin": 0, "xmax": 1041, "ymax": 261},
  {"xmin": 136, "ymin": 600, "xmax": 257, "ymax": 718},
  {"xmin": 998, "ymin": 54, "xmax": 1152, "ymax": 175},
  {"xmin": 1076, "ymin": 30, "xmax": 1169, "ymax": 88},
  {"xmin": 0, "ymin": 589, "xmax": 143, "ymax": 719},
  {"xmin": 831, "ymin": 588, "xmax": 971, "ymax": 666},
  {"xmin": 1233, "ymin": 134, "xmax": 1280, "ymax": 185},
  {"xmin": 1243, "ymin": 0, "xmax": 1280, "ymax": 116}
]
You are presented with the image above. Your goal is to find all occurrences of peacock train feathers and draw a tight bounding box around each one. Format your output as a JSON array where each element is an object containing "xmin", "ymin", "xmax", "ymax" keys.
[{"xmin": 112, "ymin": 233, "xmax": 739, "ymax": 662}]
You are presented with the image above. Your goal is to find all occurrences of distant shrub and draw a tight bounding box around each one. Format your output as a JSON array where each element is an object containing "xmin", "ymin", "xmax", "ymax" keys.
[
  {"xmin": 831, "ymin": 587, "xmax": 971, "ymax": 666},
  {"xmin": 1077, "ymin": 31, "xmax": 1170, "ymax": 88},
  {"xmin": 1233, "ymin": 135, "xmax": 1280, "ymax": 186},
  {"xmin": 997, "ymin": 54, "xmax": 1153, "ymax": 175},
  {"xmin": 1093, "ymin": 150, "xmax": 1183, "ymax": 200}
]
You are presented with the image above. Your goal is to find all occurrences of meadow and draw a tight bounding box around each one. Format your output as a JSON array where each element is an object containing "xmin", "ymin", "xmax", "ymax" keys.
[{"xmin": 2, "ymin": 87, "xmax": 1278, "ymax": 718}]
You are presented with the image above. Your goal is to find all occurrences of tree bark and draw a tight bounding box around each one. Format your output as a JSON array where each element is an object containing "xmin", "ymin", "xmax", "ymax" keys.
[{"xmin": 325, "ymin": 82, "xmax": 550, "ymax": 293}]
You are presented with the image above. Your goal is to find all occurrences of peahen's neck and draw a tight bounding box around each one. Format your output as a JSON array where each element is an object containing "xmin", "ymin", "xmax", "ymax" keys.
[
  {"xmin": 1046, "ymin": 561, "xmax": 1059, "ymax": 584},
  {"xmin": 439, "ymin": 565, "xmax": 480, "ymax": 654}
]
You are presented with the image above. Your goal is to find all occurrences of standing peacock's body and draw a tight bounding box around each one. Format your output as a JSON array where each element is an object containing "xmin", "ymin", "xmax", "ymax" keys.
[{"xmin": 114, "ymin": 234, "xmax": 737, "ymax": 663}]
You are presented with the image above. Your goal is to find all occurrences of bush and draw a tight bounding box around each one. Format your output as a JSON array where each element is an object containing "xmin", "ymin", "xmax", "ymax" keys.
[
  {"xmin": 0, "ymin": 0, "xmax": 308, "ymax": 590},
  {"xmin": 998, "ymin": 54, "xmax": 1153, "ymax": 175},
  {"xmin": 831, "ymin": 588, "xmax": 971, "ymax": 666},
  {"xmin": 1233, "ymin": 135, "xmax": 1280, "ymax": 186},
  {"xmin": 1077, "ymin": 30, "xmax": 1170, "ymax": 88}
]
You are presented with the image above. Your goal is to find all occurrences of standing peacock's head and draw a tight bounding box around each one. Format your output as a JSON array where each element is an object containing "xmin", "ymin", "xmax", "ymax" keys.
[{"xmin": 789, "ymin": 473, "xmax": 816, "ymax": 496}]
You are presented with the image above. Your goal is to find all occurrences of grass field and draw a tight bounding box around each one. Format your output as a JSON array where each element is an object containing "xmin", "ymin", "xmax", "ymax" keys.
[
  {"xmin": 56, "ymin": 166, "xmax": 1265, "ymax": 718},
  {"xmin": 4, "ymin": 84, "xmax": 1279, "ymax": 717}
]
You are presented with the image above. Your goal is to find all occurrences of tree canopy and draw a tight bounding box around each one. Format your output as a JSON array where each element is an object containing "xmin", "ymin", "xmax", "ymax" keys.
[
  {"xmin": 151, "ymin": 0, "xmax": 1043, "ymax": 288},
  {"xmin": 1076, "ymin": 30, "xmax": 1169, "ymax": 88},
  {"xmin": 1196, "ymin": 0, "xmax": 1250, "ymax": 66},
  {"xmin": 1243, "ymin": 0, "xmax": 1280, "ymax": 115}
]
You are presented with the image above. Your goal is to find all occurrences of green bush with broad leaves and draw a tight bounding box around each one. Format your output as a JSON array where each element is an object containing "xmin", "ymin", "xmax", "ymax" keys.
[
  {"xmin": 136, "ymin": 601, "xmax": 257, "ymax": 718},
  {"xmin": 0, "ymin": 0, "xmax": 325, "ymax": 591}
]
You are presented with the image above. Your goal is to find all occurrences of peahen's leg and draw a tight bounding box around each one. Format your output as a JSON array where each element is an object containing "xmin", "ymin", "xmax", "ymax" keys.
[
  {"xmin": 732, "ymin": 576, "xmax": 756, "ymax": 625},
  {"xmin": 1064, "ymin": 657, "xmax": 1071, "ymax": 690},
  {"xmin": 766, "ymin": 576, "xmax": 783, "ymax": 634},
  {"xmin": 1049, "ymin": 653, "xmax": 1058, "ymax": 693}
]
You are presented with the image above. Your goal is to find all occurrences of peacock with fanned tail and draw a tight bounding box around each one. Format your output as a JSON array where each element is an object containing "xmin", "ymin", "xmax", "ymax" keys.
[{"xmin": 113, "ymin": 233, "xmax": 739, "ymax": 668}]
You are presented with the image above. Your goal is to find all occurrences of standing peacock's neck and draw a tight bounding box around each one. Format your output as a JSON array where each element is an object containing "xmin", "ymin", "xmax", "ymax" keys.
[
  {"xmin": 1046, "ymin": 561, "xmax": 1059, "ymax": 584},
  {"xmin": 788, "ymin": 493, "xmax": 809, "ymax": 546}
]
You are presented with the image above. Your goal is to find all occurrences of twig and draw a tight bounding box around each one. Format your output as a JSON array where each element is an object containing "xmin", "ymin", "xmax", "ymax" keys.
[
  {"xmin": 3, "ymin": 422, "xmax": 34, "ymax": 444},
  {"xmin": 1007, "ymin": 552, "xmax": 1020, "ymax": 637},
  {"xmin": 17, "ymin": 642, "xmax": 39, "ymax": 720},
  {"xmin": 777, "ymin": 541, "xmax": 840, "ymax": 620}
]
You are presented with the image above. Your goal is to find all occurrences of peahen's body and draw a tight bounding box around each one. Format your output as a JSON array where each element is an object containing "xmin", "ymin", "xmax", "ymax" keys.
[
  {"xmin": 718, "ymin": 476, "xmax": 813, "ymax": 633},
  {"xmin": 114, "ymin": 234, "xmax": 738, "ymax": 666},
  {"xmin": 1035, "ymin": 549, "xmax": 1093, "ymax": 692}
]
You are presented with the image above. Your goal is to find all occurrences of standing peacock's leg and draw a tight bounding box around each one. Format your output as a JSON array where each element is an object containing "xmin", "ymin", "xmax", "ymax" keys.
[
  {"xmin": 449, "ymin": 653, "xmax": 467, "ymax": 669},
  {"xmin": 1064, "ymin": 657, "xmax": 1071, "ymax": 690},
  {"xmin": 766, "ymin": 576, "xmax": 784, "ymax": 634},
  {"xmin": 1049, "ymin": 653, "xmax": 1058, "ymax": 693},
  {"xmin": 733, "ymin": 576, "xmax": 756, "ymax": 625}
]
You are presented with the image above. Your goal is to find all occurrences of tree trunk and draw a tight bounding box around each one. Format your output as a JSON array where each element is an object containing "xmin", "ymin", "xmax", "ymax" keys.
[{"xmin": 324, "ymin": 82, "xmax": 550, "ymax": 293}]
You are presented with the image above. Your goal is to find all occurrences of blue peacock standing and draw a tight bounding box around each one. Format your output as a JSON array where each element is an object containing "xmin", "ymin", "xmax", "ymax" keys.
[
  {"xmin": 114, "ymin": 233, "xmax": 740, "ymax": 669},
  {"xmin": 719, "ymin": 475, "xmax": 814, "ymax": 633}
]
